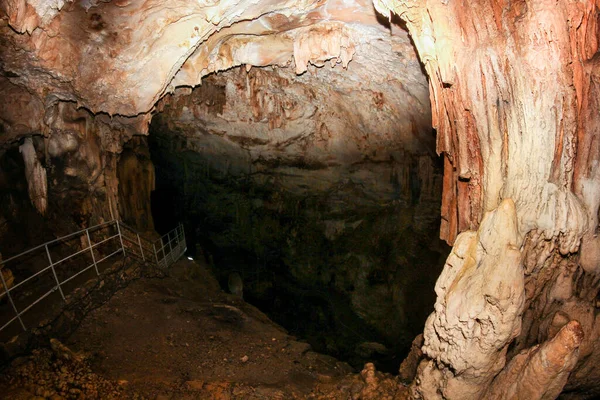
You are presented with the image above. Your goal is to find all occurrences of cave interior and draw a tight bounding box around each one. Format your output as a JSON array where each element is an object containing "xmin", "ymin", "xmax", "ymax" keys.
[{"xmin": 0, "ymin": 0, "xmax": 599, "ymax": 399}]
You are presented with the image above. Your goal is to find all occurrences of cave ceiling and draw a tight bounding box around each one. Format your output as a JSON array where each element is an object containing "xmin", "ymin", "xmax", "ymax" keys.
[{"xmin": 0, "ymin": 0, "xmax": 432, "ymax": 154}]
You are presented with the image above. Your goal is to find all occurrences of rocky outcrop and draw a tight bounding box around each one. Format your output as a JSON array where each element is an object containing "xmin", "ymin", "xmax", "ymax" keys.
[
  {"xmin": 413, "ymin": 200, "xmax": 525, "ymax": 399},
  {"xmin": 0, "ymin": 345, "xmax": 126, "ymax": 399},
  {"xmin": 485, "ymin": 321, "xmax": 584, "ymax": 400},
  {"xmin": 373, "ymin": 0, "xmax": 600, "ymax": 398}
]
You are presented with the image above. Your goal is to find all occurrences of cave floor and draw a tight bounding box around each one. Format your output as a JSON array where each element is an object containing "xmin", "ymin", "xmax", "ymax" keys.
[{"xmin": 0, "ymin": 259, "xmax": 410, "ymax": 399}]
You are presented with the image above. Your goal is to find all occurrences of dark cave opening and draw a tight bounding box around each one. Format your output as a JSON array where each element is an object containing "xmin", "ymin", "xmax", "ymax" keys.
[{"xmin": 147, "ymin": 111, "xmax": 449, "ymax": 374}]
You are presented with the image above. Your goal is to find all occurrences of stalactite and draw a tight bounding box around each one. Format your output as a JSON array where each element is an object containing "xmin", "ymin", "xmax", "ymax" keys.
[
  {"xmin": 19, "ymin": 137, "xmax": 47, "ymax": 216},
  {"xmin": 484, "ymin": 321, "xmax": 584, "ymax": 400}
]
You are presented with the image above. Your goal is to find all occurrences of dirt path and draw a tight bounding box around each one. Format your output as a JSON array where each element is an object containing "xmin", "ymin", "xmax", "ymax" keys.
[{"xmin": 0, "ymin": 259, "xmax": 410, "ymax": 399}]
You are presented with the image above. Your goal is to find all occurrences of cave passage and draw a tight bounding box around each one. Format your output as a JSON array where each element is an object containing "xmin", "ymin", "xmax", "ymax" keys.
[{"xmin": 147, "ymin": 72, "xmax": 450, "ymax": 373}]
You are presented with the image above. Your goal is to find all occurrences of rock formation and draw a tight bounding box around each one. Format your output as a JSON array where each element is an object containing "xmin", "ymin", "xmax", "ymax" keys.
[
  {"xmin": 19, "ymin": 137, "xmax": 47, "ymax": 215},
  {"xmin": 148, "ymin": 56, "xmax": 445, "ymax": 365},
  {"xmin": 372, "ymin": 0, "xmax": 600, "ymax": 398},
  {"xmin": 0, "ymin": 0, "xmax": 598, "ymax": 398},
  {"xmin": 414, "ymin": 199, "xmax": 525, "ymax": 399}
]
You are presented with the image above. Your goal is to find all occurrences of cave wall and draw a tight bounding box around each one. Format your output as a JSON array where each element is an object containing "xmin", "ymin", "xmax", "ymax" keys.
[
  {"xmin": 373, "ymin": 0, "xmax": 600, "ymax": 398},
  {"xmin": 117, "ymin": 137, "xmax": 155, "ymax": 233},
  {"xmin": 0, "ymin": 142, "xmax": 48, "ymax": 254},
  {"xmin": 149, "ymin": 64, "xmax": 448, "ymax": 368},
  {"xmin": 0, "ymin": 0, "xmax": 599, "ymax": 398},
  {"xmin": 0, "ymin": 98, "xmax": 155, "ymax": 279},
  {"xmin": 150, "ymin": 127, "xmax": 446, "ymax": 367}
]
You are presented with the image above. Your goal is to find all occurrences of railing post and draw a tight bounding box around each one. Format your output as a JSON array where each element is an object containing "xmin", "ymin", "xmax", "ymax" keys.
[
  {"xmin": 86, "ymin": 229, "xmax": 99, "ymax": 276},
  {"xmin": 115, "ymin": 220, "xmax": 126, "ymax": 256},
  {"xmin": 45, "ymin": 245, "xmax": 66, "ymax": 301},
  {"xmin": 157, "ymin": 238, "xmax": 163, "ymax": 267},
  {"xmin": 172, "ymin": 231, "xmax": 178, "ymax": 263},
  {"xmin": 167, "ymin": 231, "xmax": 174, "ymax": 266},
  {"xmin": 181, "ymin": 223, "xmax": 187, "ymax": 254},
  {"xmin": 153, "ymin": 242, "xmax": 160, "ymax": 266},
  {"xmin": 173, "ymin": 227, "xmax": 179, "ymax": 256},
  {"xmin": 136, "ymin": 233, "xmax": 145, "ymax": 261},
  {"xmin": 0, "ymin": 264, "xmax": 26, "ymax": 331}
]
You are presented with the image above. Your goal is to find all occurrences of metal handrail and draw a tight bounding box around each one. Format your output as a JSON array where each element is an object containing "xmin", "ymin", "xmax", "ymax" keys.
[
  {"xmin": 0, "ymin": 220, "xmax": 187, "ymax": 335},
  {"xmin": 0, "ymin": 220, "xmax": 116, "ymax": 266}
]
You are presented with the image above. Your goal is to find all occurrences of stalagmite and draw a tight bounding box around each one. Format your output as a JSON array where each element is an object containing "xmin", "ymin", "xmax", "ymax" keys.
[
  {"xmin": 414, "ymin": 199, "xmax": 524, "ymax": 399},
  {"xmin": 484, "ymin": 320, "xmax": 584, "ymax": 400},
  {"xmin": 19, "ymin": 137, "xmax": 47, "ymax": 215}
]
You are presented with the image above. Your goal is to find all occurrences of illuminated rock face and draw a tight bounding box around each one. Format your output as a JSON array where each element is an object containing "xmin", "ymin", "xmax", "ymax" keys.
[
  {"xmin": 154, "ymin": 40, "xmax": 432, "ymax": 203},
  {"xmin": 1, "ymin": 0, "xmax": 599, "ymax": 398},
  {"xmin": 373, "ymin": 1, "xmax": 600, "ymax": 399},
  {"xmin": 0, "ymin": 0, "xmax": 414, "ymax": 116}
]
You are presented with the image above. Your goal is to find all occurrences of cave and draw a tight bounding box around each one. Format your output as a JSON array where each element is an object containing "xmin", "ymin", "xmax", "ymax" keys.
[
  {"xmin": 147, "ymin": 58, "xmax": 448, "ymax": 373},
  {"xmin": 0, "ymin": 1, "xmax": 599, "ymax": 400}
]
